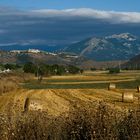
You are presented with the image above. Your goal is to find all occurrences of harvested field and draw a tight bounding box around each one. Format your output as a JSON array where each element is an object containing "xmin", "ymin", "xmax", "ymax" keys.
[
  {"xmin": 1, "ymin": 70, "xmax": 140, "ymax": 115},
  {"xmin": 0, "ymin": 88, "xmax": 139, "ymax": 116},
  {"xmin": 0, "ymin": 70, "xmax": 140, "ymax": 139}
]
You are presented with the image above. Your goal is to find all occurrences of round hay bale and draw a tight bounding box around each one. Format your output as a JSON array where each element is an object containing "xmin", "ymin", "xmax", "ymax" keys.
[
  {"xmin": 122, "ymin": 92, "xmax": 134, "ymax": 103},
  {"xmin": 108, "ymin": 83, "xmax": 116, "ymax": 90},
  {"xmin": 24, "ymin": 98, "xmax": 43, "ymax": 112},
  {"xmin": 137, "ymin": 86, "xmax": 140, "ymax": 93}
]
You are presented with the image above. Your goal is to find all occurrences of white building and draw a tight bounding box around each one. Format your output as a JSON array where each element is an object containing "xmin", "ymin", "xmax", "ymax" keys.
[
  {"xmin": 28, "ymin": 49, "xmax": 41, "ymax": 53},
  {"xmin": 10, "ymin": 50, "xmax": 21, "ymax": 54},
  {"xmin": 46, "ymin": 52, "xmax": 57, "ymax": 56}
]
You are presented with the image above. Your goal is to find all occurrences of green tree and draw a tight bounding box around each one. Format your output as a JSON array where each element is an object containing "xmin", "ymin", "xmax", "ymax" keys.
[
  {"xmin": 68, "ymin": 65, "xmax": 80, "ymax": 74},
  {"xmin": 109, "ymin": 68, "xmax": 120, "ymax": 74},
  {"xmin": 23, "ymin": 62, "xmax": 37, "ymax": 73}
]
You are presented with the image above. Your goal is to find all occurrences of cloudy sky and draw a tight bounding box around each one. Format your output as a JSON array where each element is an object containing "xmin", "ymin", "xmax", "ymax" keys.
[
  {"xmin": 0, "ymin": 0, "xmax": 140, "ymax": 49},
  {"xmin": 0, "ymin": 0, "xmax": 139, "ymax": 12}
]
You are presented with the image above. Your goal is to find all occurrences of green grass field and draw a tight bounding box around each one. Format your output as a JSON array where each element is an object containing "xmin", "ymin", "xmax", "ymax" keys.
[{"xmin": 23, "ymin": 70, "xmax": 140, "ymax": 89}]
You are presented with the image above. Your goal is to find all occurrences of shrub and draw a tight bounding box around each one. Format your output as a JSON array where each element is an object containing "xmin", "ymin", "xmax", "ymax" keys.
[
  {"xmin": 90, "ymin": 68, "xmax": 96, "ymax": 71},
  {"xmin": 67, "ymin": 65, "xmax": 81, "ymax": 74},
  {"xmin": 4, "ymin": 64, "xmax": 21, "ymax": 70},
  {"xmin": 23, "ymin": 62, "xmax": 37, "ymax": 73},
  {"xmin": 109, "ymin": 68, "xmax": 120, "ymax": 74}
]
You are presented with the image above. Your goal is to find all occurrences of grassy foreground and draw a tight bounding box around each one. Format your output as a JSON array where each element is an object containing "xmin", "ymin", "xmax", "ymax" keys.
[{"xmin": 0, "ymin": 70, "xmax": 140, "ymax": 140}]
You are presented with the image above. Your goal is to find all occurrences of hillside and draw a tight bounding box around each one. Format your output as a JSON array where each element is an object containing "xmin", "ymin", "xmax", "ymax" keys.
[
  {"xmin": 0, "ymin": 51, "xmax": 126, "ymax": 69},
  {"xmin": 0, "ymin": 51, "xmax": 75, "ymax": 65},
  {"xmin": 64, "ymin": 33, "xmax": 140, "ymax": 61},
  {"xmin": 122, "ymin": 54, "xmax": 140, "ymax": 69}
]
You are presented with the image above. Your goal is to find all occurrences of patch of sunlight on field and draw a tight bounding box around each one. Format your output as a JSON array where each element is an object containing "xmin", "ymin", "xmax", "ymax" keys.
[{"xmin": 0, "ymin": 88, "xmax": 139, "ymax": 116}]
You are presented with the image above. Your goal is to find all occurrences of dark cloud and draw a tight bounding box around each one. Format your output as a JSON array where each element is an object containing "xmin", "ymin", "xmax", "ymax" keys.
[{"xmin": 0, "ymin": 7, "xmax": 140, "ymax": 46}]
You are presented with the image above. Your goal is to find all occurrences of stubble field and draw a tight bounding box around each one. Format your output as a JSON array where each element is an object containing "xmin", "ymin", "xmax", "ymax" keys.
[
  {"xmin": 0, "ymin": 70, "xmax": 140, "ymax": 139},
  {"xmin": 1, "ymin": 70, "xmax": 140, "ymax": 115}
]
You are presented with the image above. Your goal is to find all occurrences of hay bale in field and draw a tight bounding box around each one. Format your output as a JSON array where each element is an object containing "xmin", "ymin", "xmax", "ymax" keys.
[
  {"xmin": 137, "ymin": 86, "xmax": 140, "ymax": 93},
  {"xmin": 24, "ymin": 98, "xmax": 43, "ymax": 112},
  {"xmin": 122, "ymin": 92, "xmax": 134, "ymax": 103},
  {"xmin": 108, "ymin": 83, "xmax": 116, "ymax": 90}
]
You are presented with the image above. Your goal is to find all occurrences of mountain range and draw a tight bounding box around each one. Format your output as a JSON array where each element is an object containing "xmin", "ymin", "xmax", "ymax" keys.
[
  {"xmin": 64, "ymin": 33, "xmax": 140, "ymax": 61},
  {"xmin": 1, "ymin": 33, "xmax": 140, "ymax": 69}
]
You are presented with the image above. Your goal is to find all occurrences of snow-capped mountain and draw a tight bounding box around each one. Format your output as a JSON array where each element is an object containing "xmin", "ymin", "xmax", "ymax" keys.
[
  {"xmin": 64, "ymin": 33, "xmax": 140, "ymax": 61},
  {"xmin": 105, "ymin": 33, "xmax": 137, "ymax": 41}
]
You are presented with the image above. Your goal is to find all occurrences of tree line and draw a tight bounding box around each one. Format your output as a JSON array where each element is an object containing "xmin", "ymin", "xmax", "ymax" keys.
[
  {"xmin": 23, "ymin": 62, "xmax": 84, "ymax": 76},
  {"xmin": 0, "ymin": 64, "xmax": 21, "ymax": 70}
]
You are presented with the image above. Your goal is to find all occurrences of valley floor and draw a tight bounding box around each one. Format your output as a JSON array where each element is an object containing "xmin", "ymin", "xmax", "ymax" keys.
[{"xmin": 0, "ymin": 70, "xmax": 140, "ymax": 116}]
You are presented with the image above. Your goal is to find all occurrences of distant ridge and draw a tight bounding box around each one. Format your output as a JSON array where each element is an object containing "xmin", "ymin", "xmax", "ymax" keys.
[
  {"xmin": 64, "ymin": 33, "xmax": 140, "ymax": 61},
  {"xmin": 122, "ymin": 54, "xmax": 140, "ymax": 69},
  {"xmin": 0, "ymin": 49, "xmax": 126, "ymax": 69}
]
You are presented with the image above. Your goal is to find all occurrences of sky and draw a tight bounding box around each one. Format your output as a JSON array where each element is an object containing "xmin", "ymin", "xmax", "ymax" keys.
[
  {"xmin": 0, "ymin": 0, "xmax": 139, "ymax": 12},
  {"xmin": 0, "ymin": 0, "xmax": 140, "ymax": 50}
]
